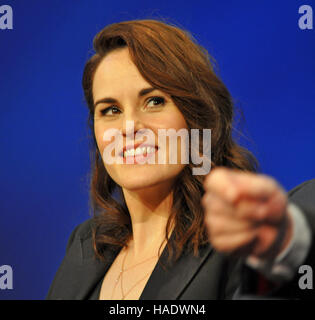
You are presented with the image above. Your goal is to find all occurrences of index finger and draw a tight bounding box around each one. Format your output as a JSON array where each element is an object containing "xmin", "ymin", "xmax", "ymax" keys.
[{"xmin": 204, "ymin": 168, "xmax": 281, "ymax": 204}]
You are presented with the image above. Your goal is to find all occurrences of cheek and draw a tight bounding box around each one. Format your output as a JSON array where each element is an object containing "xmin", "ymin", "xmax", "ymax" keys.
[
  {"xmin": 172, "ymin": 113, "xmax": 187, "ymax": 130},
  {"xmin": 94, "ymin": 124, "xmax": 112, "ymax": 174},
  {"xmin": 94, "ymin": 122, "xmax": 111, "ymax": 153},
  {"xmin": 94, "ymin": 125, "xmax": 121, "ymax": 167},
  {"xmin": 168, "ymin": 109, "xmax": 187, "ymax": 131},
  {"xmin": 151, "ymin": 112, "xmax": 187, "ymax": 131},
  {"xmin": 94, "ymin": 122, "xmax": 103, "ymax": 146}
]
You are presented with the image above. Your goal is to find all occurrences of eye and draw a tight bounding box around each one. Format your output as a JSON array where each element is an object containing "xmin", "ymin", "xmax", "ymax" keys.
[
  {"xmin": 100, "ymin": 106, "xmax": 121, "ymax": 116},
  {"xmin": 146, "ymin": 96, "xmax": 165, "ymax": 108}
]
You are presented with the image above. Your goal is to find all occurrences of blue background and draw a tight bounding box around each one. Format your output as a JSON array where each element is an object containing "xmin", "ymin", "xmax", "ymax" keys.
[{"xmin": 0, "ymin": 0, "xmax": 314, "ymax": 299}]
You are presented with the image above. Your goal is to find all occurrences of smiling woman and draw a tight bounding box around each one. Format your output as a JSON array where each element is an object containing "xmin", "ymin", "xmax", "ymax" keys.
[
  {"xmin": 93, "ymin": 48, "xmax": 188, "ymax": 193},
  {"xmin": 46, "ymin": 19, "xmax": 315, "ymax": 300}
]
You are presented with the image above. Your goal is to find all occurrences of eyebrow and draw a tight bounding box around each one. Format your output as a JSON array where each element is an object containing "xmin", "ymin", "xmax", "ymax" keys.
[{"xmin": 93, "ymin": 87, "xmax": 157, "ymax": 109}]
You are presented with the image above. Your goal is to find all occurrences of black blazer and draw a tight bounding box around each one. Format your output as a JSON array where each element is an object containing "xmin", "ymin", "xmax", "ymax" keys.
[{"xmin": 46, "ymin": 179, "xmax": 315, "ymax": 300}]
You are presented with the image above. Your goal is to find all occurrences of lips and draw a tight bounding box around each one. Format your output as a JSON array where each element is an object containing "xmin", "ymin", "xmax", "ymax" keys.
[{"xmin": 119, "ymin": 142, "xmax": 159, "ymax": 158}]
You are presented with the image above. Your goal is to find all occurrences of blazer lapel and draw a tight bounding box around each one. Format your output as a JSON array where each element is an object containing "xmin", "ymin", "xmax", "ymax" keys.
[{"xmin": 140, "ymin": 235, "xmax": 213, "ymax": 300}]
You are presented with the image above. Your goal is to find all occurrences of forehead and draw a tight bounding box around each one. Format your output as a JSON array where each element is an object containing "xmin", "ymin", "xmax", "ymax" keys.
[{"xmin": 92, "ymin": 48, "xmax": 150, "ymax": 101}]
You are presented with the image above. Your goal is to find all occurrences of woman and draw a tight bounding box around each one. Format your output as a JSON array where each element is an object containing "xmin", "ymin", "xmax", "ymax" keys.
[{"xmin": 47, "ymin": 19, "xmax": 315, "ymax": 300}]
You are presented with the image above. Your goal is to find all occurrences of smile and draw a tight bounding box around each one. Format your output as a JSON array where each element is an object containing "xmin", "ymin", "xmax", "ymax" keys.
[
  {"xmin": 123, "ymin": 146, "xmax": 157, "ymax": 158},
  {"xmin": 118, "ymin": 143, "xmax": 159, "ymax": 164}
]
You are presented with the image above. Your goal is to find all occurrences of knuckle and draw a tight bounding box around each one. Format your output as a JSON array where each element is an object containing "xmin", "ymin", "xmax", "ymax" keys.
[
  {"xmin": 209, "ymin": 217, "xmax": 225, "ymax": 235},
  {"xmin": 212, "ymin": 167, "xmax": 228, "ymax": 181},
  {"xmin": 263, "ymin": 175, "xmax": 278, "ymax": 190},
  {"xmin": 210, "ymin": 198, "xmax": 226, "ymax": 213},
  {"xmin": 205, "ymin": 215, "xmax": 229, "ymax": 239}
]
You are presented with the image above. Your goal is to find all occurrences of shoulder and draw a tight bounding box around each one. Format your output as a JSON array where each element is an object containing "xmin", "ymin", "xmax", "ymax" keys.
[
  {"xmin": 288, "ymin": 179, "xmax": 315, "ymax": 225},
  {"xmin": 64, "ymin": 218, "xmax": 94, "ymax": 254},
  {"xmin": 288, "ymin": 179, "xmax": 315, "ymax": 198},
  {"xmin": 70, "ymin": 218, "xmax": 94, "ymax": 239}
]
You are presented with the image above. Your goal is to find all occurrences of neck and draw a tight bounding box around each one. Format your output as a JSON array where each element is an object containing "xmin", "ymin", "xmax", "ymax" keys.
[{"xmin": 122, "ymin": 180, "xmax": 175, "ymax": 261}]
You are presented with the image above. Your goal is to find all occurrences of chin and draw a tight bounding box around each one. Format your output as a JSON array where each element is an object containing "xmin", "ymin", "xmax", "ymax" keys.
[
  {"xmin": 107, "ymin": 164, "xmax": 184, "ymax": 192},
  {"xmin": 116, "ymin": 173, "xmax": 166, "ymax": 191}
]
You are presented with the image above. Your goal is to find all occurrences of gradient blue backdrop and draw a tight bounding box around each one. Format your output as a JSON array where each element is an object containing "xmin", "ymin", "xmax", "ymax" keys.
[{"xmin": 0, "ymin": 0, "xmax": 314, "ymax": 299}]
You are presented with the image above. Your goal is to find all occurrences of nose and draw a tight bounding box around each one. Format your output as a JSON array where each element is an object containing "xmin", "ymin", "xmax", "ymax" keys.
[{"xmin": 121, "ymin": 110, "xmax": 146, "ymax": 139}]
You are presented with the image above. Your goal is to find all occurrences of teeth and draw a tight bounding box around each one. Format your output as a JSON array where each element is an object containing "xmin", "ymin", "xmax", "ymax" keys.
[
  {"xmin": 124, "ymin": 149, "xmax": 135, "ymax": 157},
  {"xmin": 146, "ymin": 147, "xmax": 156, "ymax": 154},
  {"xmin": 135, "ymin": 147, "xmax": 146, "ymax": 155},
  {"xmin": 123, "ymin": 146, "xmax": 156, "ymax": 158}
]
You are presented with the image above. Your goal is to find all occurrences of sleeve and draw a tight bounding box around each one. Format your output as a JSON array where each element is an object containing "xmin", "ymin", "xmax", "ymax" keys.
[
  {"xmin": 236, "ymin": 179, "xmax": 315, "ymax": 299},
  {"xmin": 245, "ymin": 202, "xmax": 312, "ymax": 283}
]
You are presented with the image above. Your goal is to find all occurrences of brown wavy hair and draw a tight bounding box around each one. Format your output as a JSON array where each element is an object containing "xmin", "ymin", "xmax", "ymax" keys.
[{"xmin": 82, "ymin": 19, "xmax": 258, "ymax": 266}]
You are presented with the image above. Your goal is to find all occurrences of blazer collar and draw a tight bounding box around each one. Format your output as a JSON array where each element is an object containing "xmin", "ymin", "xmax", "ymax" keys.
[
  {"xmin": 77, "ymin": 231, "xmax": 213, "ymax": 300},
  {"xmin": 139, "ymin": 238, "xmax": 213, "ymax": 299}
]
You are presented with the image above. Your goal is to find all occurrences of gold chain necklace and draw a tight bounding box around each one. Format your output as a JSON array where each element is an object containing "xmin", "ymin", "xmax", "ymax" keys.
[{"xmin": 110, "ymin": 248, "xmax": 158, "ymax": 300}]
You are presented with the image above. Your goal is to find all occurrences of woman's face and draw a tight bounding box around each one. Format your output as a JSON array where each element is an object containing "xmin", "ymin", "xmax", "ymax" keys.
[{"xmin": 92, "ymin": 48, "xmax": 188, "ymax": 191}]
